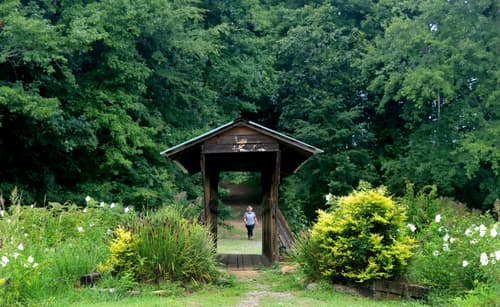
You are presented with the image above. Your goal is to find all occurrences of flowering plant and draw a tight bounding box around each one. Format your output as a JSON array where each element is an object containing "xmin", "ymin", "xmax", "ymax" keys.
[{"xmin": 405, "ymin": 204, "xmax": 499, "ymax": 302}]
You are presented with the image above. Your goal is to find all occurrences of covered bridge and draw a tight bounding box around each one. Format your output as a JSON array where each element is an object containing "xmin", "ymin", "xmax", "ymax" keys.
[{"xmin": 161, "ymin": 119, "xmax": 322, "ymax": 263}]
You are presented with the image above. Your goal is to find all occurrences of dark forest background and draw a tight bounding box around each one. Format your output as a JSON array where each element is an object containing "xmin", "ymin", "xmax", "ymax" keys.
[{"xmin": 0, "ymin": 0, "xmax": 498, "ymax": 220}]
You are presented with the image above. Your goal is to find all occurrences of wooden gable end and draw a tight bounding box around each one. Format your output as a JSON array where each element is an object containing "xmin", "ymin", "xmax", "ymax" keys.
[{"xmin": 203, "ymin": 127, "xmax": 279, "ymax": 154}]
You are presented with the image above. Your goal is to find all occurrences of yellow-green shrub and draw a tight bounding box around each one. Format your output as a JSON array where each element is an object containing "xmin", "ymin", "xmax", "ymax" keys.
[
  {"xmin": 306, "ymin": 187, "xmax": 415, "ymax": 283},
  {"xmin": 97, "ymin": 227, "xmax": 142, "ymax": 278}
]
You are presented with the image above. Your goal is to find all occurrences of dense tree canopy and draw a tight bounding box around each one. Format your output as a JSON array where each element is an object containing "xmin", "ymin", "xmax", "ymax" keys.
[{"xmin": 0, "ymin": 0, "xmax": 498, "ymax": 216}]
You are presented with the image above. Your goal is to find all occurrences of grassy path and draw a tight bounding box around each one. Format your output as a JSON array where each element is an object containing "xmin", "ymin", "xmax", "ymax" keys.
[
  {"xmin": 79, "ymin": 268, "xmax": 425, "ymax": 307},
  {"xmin": 217, "ymin": 182, "xmax": 263, "ymax": 255}
]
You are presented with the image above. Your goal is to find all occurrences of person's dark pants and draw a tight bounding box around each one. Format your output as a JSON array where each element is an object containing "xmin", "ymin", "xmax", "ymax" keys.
[{"xmin": 246, "ymin": 224, "xmax": 255, "ymax": 239}]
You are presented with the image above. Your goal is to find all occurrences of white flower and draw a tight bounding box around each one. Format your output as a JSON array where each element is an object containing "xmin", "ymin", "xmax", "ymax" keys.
[
  {"xmin": 438, "ymin": 226, "xmax": 445, "ymax": 233},
  {"xmin": 110, "ymin": 203, "xmax": 115, "ymax": 208},
  {"xmin": 7, "ymin": 219, "xmax": 11, "ymax": 223},
  {"xmin": 479, "ymin": 224, "xmax": 487, "ymax": 237},
  {"xmin": 24, "ymin": 233, "xmax": 28, "ymax": 237},
  {"xmin": 83, "ymin": 208, "xmax": 87, "ymax": 213},
  {"xmin": 464, "ymin": 228, "xmax": 472, "ymax": 236},
  {"xmin": 449, "ymin": 237, "xmax": 456, "ymax": 244},
  {"xmin": 106, "ymin": 229, "xmax": 112, "ymax": 235},
  {"xmin": 407, "ymin": 224, "xmax": 416, "ymax": 232},
  {"xmin": 13, "ymin": 252, "xmax": 19, "ymax": 259},
  {"xmin": 0, "ymin": 210, "xmax": 4, "ymax": 217},
  {"xmin": 77, "ymin": 226, "xmax": 84, "ymax": 232},
  {"xmin": 432, "ymin": 250, "xmax": 440, "ymax": 257},
  {"xmin": 85, "ymin": 196, "xmax": 91, "ymax": 203},
  {"xmin": 495, "ymin": 251, "xmax": 500, "ymax": 261},
  {"xmin": 470, "ymin": 239, "xmax": 478, "ymax": 245},
  {"xmin": 1, "ymin": 256, "xmax": 9, "ymax": 267},
  {"xmin": 33, "ymin": 262, "xmax": 39, "ymax": 268},
  {"xmin": 462, "ymin": 260, "xmax": 469, "ymax": 267},
  {"xmin": 442, "ymin": 243, "xmax": 450, "ymax": 251},
  {"xmin": 491, "ymin": 227, "xmax": 498, "ymax": 238},
  {"xmin": 480, "ymin": 253, "xmax": 489, "ymax": 266},
  {"xmin": 443, "ymin": 234, "xmax": 450, "ymax": 242},
  {"xmin": 27, "ymin": 256, "xmax": 34, "ymax": 263},
  {"xmin": 325, "ymin": 194, "xmax": 332, "ymax": 201},
  {"xmin": 17, "ymin": 243, "xmax": 24, "ymax": 251},
  {"xmin": 435, "ymin": 214, "xmax": 441, "ymax": 223},
  {"xmin": 124, "ymin": 207, "xmax": 129, "ymax": 213},
  {"xmin": 100, "ymin": 202, "xmax": 105, "ymax": 207}
]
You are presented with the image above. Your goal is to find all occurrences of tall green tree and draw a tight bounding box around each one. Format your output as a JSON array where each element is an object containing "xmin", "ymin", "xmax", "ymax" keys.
[
  {"xmin": 275, "ymin": 2, "xmax": 378, "ymax": 218},
  {"xmin": 363, "ymin": 0, "xmax": 499, "ymax": 209},
  {"xmin": 0, "ymin": 0, "xmax": 223, "ymax": 206}
]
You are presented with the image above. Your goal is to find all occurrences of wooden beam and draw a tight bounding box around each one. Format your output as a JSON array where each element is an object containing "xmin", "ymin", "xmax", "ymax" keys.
[
  {"xmin": 201, "ymin": 153, "xmax": 219, "ymax": 248},
  {"xmin": 261, "ymin": 151, "xmax": 281, "ymax": 262}
]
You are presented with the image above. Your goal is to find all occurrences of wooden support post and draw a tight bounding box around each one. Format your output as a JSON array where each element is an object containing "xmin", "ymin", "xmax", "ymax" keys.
[
  {"xmin": 201, "ymin": 153, "xmax": 219, "ymax": 248},
  {"xmin": 261, "ymin": 151, "xmax": 280, "ymax": 262}
]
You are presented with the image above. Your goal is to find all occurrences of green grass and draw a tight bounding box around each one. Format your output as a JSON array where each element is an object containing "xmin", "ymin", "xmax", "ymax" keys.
[
  {"xmin": 217, "ymin": 220, "xmax": 262, "ymax": 254},
  {"xmin": 44, "ymin": 267, "xmax": 426, "ymax": 307}
]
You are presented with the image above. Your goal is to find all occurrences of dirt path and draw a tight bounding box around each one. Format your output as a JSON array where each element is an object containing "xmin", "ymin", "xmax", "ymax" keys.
[
  {"xmin": 230, "ymin": 270, "xmax": 295, "ymax": 307},
  {"xmin": 220, "ymin": 182, "xmax": 299, "ymax": 305}
]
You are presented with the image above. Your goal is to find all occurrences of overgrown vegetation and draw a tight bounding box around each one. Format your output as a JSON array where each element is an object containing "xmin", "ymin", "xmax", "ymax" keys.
[
  {"xmin": 0, "ymin": 192, "xmax": 129, "ymax": 305},
  {"xmin": 0, "ymin": 193, "xmax": 218, "ymax": 306},
  {"xmin": 401, "ymin": 186, "xmax": 499, "ymax": 305}
]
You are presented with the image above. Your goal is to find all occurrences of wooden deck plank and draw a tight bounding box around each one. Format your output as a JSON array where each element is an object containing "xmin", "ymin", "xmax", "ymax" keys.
[{"xmin": 217, "ymin": 254, "xmax": 271, "ymax": 270}]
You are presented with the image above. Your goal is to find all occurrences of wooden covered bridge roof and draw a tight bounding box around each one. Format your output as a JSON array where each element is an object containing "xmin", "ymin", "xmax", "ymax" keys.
[{"xmin": 161, "ymin": 119, "xmax": 322, "ymax": 176}]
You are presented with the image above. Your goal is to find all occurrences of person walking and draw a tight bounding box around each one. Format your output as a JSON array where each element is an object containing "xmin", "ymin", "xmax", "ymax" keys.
[{"xmin": 244, "ymin": 206, "xmax": 257, "ymax": 240}]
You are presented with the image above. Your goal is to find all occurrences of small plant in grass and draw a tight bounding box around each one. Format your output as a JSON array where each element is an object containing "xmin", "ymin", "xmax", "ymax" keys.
[{"xmin": 293, "ymin": 185, "xmax": 415, "ymax": 283}]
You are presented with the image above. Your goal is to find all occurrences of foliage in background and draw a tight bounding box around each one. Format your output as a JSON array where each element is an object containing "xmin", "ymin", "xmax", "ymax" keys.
[
  {"xmin": 293, "ymin": 185, "xmax": 414, "ymax": 283},
  {"xmin": 362, "ymin": 0, "xmax": 499, "ymax": 209},
  {"xmin": 0, "ymin": 0, "xmax": 497, "ymax": 215}
]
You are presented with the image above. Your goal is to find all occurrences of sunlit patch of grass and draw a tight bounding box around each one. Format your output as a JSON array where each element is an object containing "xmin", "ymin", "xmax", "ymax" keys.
[
  {"xmin": 217, "ymin": 238, "xmax": 262, "ymax": 254},
  {"xmin": 217, "ymin": 220, "xmax": 262, "ymax": 254}
]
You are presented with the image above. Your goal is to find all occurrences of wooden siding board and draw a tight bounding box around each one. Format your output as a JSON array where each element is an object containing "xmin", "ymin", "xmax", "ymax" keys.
[{"xmin": 203, "ymin": 143, "xmax": 279, "ymax": 153}]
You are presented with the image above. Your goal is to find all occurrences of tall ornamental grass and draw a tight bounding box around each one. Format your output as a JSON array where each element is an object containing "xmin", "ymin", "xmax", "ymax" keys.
[{"xmin": 131, "ymin": 206, "xmax": 217, "ymax": 283}]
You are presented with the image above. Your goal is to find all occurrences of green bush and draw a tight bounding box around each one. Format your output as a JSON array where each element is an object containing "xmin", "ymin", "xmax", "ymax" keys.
[{"xmin": 293, "ymin": 186, "xmax": 415, "ymax": 283}]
